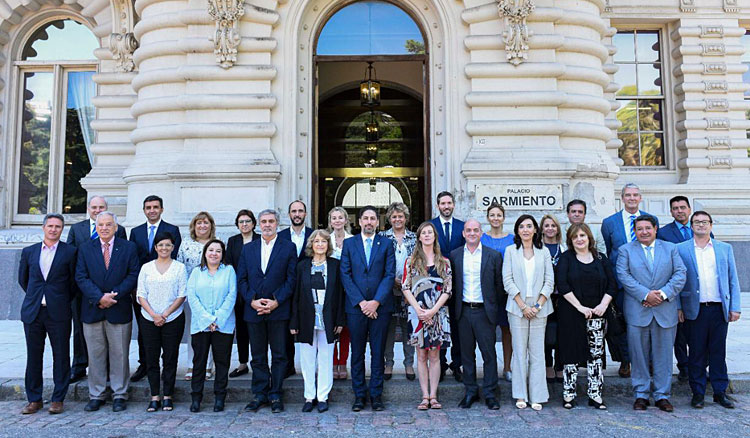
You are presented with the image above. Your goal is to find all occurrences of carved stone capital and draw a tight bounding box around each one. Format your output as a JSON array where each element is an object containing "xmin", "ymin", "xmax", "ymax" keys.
[
  {"xmin": 109, "ymin": 32, "xmax": 138, "ymax": 72},
  {"xmin": 208, "ymin": 0, "xmax": 246, "ymax": 69},
  {"xmin": 680, "ymin": 0, "xmax": 696, "ymax": 13},
  {"xmin": 497, "ymin": 0, "xmax": 535, "ymax": 66},
  {"xmin": 723, "ymin": 0, "xmax": 740, "ymax": 13}
]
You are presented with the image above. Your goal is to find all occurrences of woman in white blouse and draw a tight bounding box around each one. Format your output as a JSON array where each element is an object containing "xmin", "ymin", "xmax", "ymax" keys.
[
  {"xmin": 503, "ymin": 214, "xmax": 554, "ymax": 411},
  {"xmin": 136, "ymin": 232, "xmax": 188, "ymax": 412},
  {"xmin": 326, "ymin": 207, "xmax": 352, "ymax": 379},
  {"xmin": 177, "ymin": 211, "xmax": 216, "ymax": 380}
]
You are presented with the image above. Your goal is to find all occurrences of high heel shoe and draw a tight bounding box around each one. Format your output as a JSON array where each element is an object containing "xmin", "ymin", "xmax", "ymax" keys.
[
  {"xmin": 162, "ymin": 398, "xmax": 174, "ymax": 411},
  {"xmin": 588, "ymin": 398, "xmax": 607, "ymax": 410},
  {"xmin": 146, "ymin": 400, "xmax": 161, "ymax": 412},
  {"xmin": 563, "ymin": 397, "xmax": 576, "ymax": 409}
]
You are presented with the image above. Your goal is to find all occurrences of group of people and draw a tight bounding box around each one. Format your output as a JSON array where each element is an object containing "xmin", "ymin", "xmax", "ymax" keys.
[{"xmin": 17, "ymin": 185, "xmax": 741, "ymax": 416}]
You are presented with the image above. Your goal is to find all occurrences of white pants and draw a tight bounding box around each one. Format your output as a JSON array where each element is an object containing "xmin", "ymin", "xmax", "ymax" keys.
[
  {"xmin": 299, "ymin": 329, "xmax": 334, "ymax": 402},
  {"xmin": 509, "ymin": 313, "xmax": 549, "ymax": 404}
]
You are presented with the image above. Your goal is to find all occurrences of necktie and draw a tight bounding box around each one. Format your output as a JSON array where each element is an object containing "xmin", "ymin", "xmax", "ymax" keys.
[
  {"xmin": 103, "ymin": 242, "xmax": 111, "ymax": 270},
  {"xmin": 629, "ymin": 215, "xmax": 637, "ymax": 242},
  {"xmin": 148, "ymin": 225, "xmax": 156, "ymax": 251},
  {"xmin": 680, "ymin": 225, "xmax": 691, "ymax": 241},
  {"xmin": 365, "ymin": 238, "xmax": 372, "ymax": 265},
  {"xmin": 91, "ymin": 223, "xmax": 99, "ymax": 240},
  {"xmin": 444, "ymin": 222, "xmax": 451, "ymax": 247},
  {"xmin": 645, "ymin": 246, "xmax": 653, "ymax": 270}
]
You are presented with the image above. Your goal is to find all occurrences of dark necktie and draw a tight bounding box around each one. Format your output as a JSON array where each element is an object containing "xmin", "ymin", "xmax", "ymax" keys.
[
  {"xmin": 444, "ymin": 222, "xmax": 451, "ymax": 248},
  {"xmin": 680, "ymin": 225, "xmax": 691, "ymax": 241}
]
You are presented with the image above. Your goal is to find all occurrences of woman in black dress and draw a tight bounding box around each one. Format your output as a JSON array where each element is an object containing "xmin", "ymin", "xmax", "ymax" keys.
[{"xmin": 556, "ymin": 223, "xmax": 616, "ymax": 410}]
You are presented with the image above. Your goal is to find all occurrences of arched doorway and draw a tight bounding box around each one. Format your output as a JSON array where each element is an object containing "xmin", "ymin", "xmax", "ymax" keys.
[{"xmin": 313, "ymin": 0, "xmax": 429, "ymax": 231}]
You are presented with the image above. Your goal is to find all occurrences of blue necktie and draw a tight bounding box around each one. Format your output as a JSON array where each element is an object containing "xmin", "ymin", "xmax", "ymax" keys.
[
  {"xmin": 148, "ymin": 225, "xmax": 156, "ymax": 251},
  {"xmin": 645, "ymin": 246, "xmax": 654, "ymax": 270},
  {"xmin": 629, "ymin": 215, "xmax": 637, "ymax": 242},
  {"xmin": 444, "ymin": 222, "xmax": 451, "ymax": 248},
  {"xmin": 680, "ymin": 225, "xmax": 691, "ymax": 241},
  {"xmin": 365, "ymin": 238, "xmax": 372, "ymax": 265},
  {"xmin": 91, "ymin": 223, "xmax": 98, "ymax": 240}
]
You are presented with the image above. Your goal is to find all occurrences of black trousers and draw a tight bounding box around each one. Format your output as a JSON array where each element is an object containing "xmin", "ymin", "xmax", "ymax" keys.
[
  {"xmin": 247, "ymin": 319, "xmax": 288, "ymax": 401},
  {"xmin": 132, "ymin": 297, "xmax": 147, "ymax": 367},
  {"xmin": 234, "ymin": 296, "xmax": 250, "ymax": 364},
  {"xmin": 191, "ymin": 331, "xmax": 233, "ymax": 398},
  {"xmin": 141, "ymin": 313, "xmax": 185, "ymax": 397},
  {"xmin": 458, "ymin": 306, "xmax": 498, "ymax": 399},
  {"xmin": 24, "ymin": 307, "xmax": 71, "ymax": 402},
  {"xmin": 71, "ymin": 293, "xmax": 88, "ymax": 374},
  {"xmin": 674, "ymin": 321, "xmax": 688, "ymax": 372}
]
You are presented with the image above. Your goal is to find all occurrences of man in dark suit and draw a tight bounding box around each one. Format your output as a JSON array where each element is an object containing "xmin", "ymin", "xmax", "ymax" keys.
[
  {"xmin": 66, "ymin": 195, "xmax": 126, "ymax": 383},
  {"xmin": 657, "ymin": 195, "xmax": 696, "ymax": 382},
  {"xmin": 601, "ymin": 183, "xmax": 658, "ymax": 378},
  {"xmin": 75, "ymin": 211, "xmax": 139, "ymax": 413},
  {"xmin": 340, "ymin": 205, "xmax": 396, "ymax": 412},
  {"xmin": 450, "ymin": 219, "xmax": 504, "ymax": 410},
  {"xmin": 430, "ymin": 191, "xmax": 465, "ymax": 381},
  {"xmin": 237, "ymin": 209, "xmax": 298, "ymax": 414},
  {"xmin": 18, "ymin": 214, "xmax": 77, "ymax": 415},
  {"xmin": 128, "ymin": 195, "xmax": 182, "ymax": 382},
  {"xmin": 277, "ymin": 200, "xmax": 313, "ymax": 377}
]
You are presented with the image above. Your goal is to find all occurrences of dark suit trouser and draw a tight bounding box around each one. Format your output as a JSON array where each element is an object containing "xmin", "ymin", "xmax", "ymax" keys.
[
  {"xmin": 674, "ymin": 321, "xmax": 688, "ymax": 372},
  {"xmin": 71, "ymin": 294, "xmax": 88, "ymax": 374},
  {"xmin": 286, "ymin": 326, "xmax": 296, "ymax": 375},
  {"xmin": 132, "ymin": 298, "xmax": 147, "ymax": 367},
  {"xmin": 234, "ymin": 296, "xmax": 250, "ymax": 364},
  {"xmin": 247, "ymin": 320, "xmax": 289, "ymax": 401},
  {"xmin": 191, "ymin": 331, "xmax": 233, "ymax": 398},
  {"xmin": 24, "ymin": 307, "xmax": 71, "ymax": 402},
  {"xmin": 612, "ymin": 288, "xmax": 630, "ymax": 363},
  {"xmin": 686, "ymin": 304, "xmax": 729, "ymax": 396},
  {"xmin": 142, "ymin": 313, "xmax": 184, "ymax": 397},
  {"xmin": 458, "ymin": 306, "xmax": 498, "ymax": 398},
  {"xmin": 440, "ymin": 295, "xmax": 462, "ymax": 371},
  {"xmin": 348, "ymin": 311, "xmax": 390, "ymax": 398}
]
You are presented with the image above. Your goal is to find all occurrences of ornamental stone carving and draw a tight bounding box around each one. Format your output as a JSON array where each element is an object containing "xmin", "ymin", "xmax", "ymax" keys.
[
  {"xmin": 497, "ymin": 0, "xmax": 535, "ymax": 66},
  {"xmin": 680, "ymin": 0, "xmax": 696, "ymax": 13},
  {"xmin": 208, "ymin": 0, "xmax": 245, "ymax": 69},
  {"xmin": 723, "ymin": 0, "xmax": 740, "ymax": 13},
  {"xmin": 109, "ymin": 32, "xmax": 138, "ymax": 72}
]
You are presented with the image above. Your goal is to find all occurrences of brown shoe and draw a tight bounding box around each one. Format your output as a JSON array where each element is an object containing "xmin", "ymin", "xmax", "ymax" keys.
[
  {"xmin": 48, "ymin": 402, "xmax": 64, "ymax": 414},
  {"xmin": 633, "ymin": 398, "xmax": 649, "ymax": 411},
  {"xmin": 21, "ymin": 402, "xmax": 43, "ymax": 415},
  {"xmin": 655, "ymin": 399, "xmax": 674, "ymax": 412},
  {"xmin": 618, "ymin": 363, "xmax": 631, "ymax": 378}
]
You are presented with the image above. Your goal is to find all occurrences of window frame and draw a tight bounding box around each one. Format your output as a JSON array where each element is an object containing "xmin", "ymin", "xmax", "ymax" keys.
[
  {"xmin": 613, "ymin": 27, "xmax": 672, "ymax": 171},
  {"xmin": 9, "ymin": 17, "xmax": 99, "ymax": 225}
]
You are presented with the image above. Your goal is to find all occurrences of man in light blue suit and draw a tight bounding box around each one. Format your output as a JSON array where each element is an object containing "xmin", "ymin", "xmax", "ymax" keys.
[
  {"xmin": 677, "ymin": 211, "xmax": 741, "ymax": 409},
  {"xmin": 617, "ymin": 215, "xmax": 686, "ymax": 412},
  {"xmin": 601, "ymin": 183, "xmax": 658, "ymax": 377},
  {"xmin": 341, "ymin": 205, "xmax": 395, "ymax": 412}
]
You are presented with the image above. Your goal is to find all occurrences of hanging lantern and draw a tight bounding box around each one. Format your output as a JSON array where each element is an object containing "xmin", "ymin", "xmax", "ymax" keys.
[
  {"xmin": 365, "ymin": 112, "xmax": 379, "ymax": 142},
  {"xmin": 360, "ymin": 62, "xmax": 381, "ymax": 107}
]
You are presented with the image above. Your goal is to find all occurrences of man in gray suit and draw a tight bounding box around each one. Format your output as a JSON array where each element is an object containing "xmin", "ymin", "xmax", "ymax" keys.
[{"xmin": 616, "ymin": 215, "xmax": 686, "ymax": 412}]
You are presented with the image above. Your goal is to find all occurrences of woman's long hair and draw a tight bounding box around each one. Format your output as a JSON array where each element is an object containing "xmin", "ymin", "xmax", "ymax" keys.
[
  {"xmin": 409, "ymin": 222, "xmax": 448, "ymax": 280},
  {"xmin": 513, "ymin": 214, "xmax": 543, "ymax": 249}
]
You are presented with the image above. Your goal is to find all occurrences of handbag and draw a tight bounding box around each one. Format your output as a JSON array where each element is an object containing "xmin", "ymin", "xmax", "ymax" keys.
[{"xmin": 605, "ymin": 305, "xmax": 626, "ymax": 336}]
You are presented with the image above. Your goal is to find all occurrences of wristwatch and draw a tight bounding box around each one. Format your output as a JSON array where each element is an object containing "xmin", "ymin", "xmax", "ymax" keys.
[{"xmin": 533, "ymin": 303, "xmax": 541, "ymax": 310}]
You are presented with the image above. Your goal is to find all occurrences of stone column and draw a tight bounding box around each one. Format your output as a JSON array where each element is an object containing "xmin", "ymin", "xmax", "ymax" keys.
[{"xmin": 459, "ymin": 0, "xmax": 618, "ymax": 220}]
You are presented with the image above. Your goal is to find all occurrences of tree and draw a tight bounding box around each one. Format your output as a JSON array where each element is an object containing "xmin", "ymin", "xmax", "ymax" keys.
[{"xmin": 404, "ymin": 39, "xmax": 425, "ymax": 54}]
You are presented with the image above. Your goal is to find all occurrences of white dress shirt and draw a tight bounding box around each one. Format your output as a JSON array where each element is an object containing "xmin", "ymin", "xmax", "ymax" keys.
[
  {"xmin": 39, "ymin": 241, "xmax": 59, "ymax": 305},
  {"xmin": 261, "ymin": 235, "xmax": 277, "ymax": 273},
  {"xmin": 89, "ymin": 218, "xmax": 97, "ymax": 237},
  {"xmin": 622, "ymin": 209, "xmax": 641, "ymax": 243},
  {"xmin": 462, "ymin": 244, "xmax": 483, "ymax": 303},
  {"xmin": 290, "ymin": 227, "xmax": 305, "ymax": 257},
  {"xmin": 694, "ymin": 240, "xmax": 720, "ymax": 303}
]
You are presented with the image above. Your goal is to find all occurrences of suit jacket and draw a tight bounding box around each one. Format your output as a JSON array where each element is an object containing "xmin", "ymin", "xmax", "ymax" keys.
[
  {"xmin": 657, "ymin": 220, "xmax": 713, "ymax": 244},
  {"xmin": 339, "ymin": 233, "xmax": 396, "ymax": 314},
  {"xmin": 677, "ymin": 239, "xmax": 741, "ymax": 322},
  {"xmin": 502, "ymin": 245, "xmax": 555, "ymax": 318},
  {"xmin": 224, "ymin": 232, "xmax": 260, "ymax": 270},
  {"xmin": 450, "ymin": 245, "xmax": 504, "ymax": 324},
  {"xmin": 66, "ymin": 218, "xmax": 127, "ymax": 248},
  {"xmin": 616, "ymin": 239, "xmax": 686, "ymax": 328},
  {"xmin": 18, "ymin": 241, "xmax": 77, "ymax": 324},
  {"xmin": 129, "ymin": 220, "xmax": 182, "ymax": 265},
  {"xmin": 601, "ymin": 210, "xmax": 658, "ymax": 287},
  {"xmin": 75, "ymin": 237, "xmax": 140, "ymax": 324},
  {"xmin": 430, "ymin": 217, "xmax": 466, "ymax": 257},
  {"xmin": 236, "ymin": 237, "xmax": 298, "ymax": 322},
  {"xmin": 278, "ymin": 226, "xmax": 313, "ymax": 260},
  {"xmin": 290, "ymin": 257, "xmax": 346, "ymax": 344}
]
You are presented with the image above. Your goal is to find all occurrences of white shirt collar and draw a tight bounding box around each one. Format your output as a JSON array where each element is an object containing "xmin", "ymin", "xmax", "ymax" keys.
[
  {"xmin": 147, "ymin": 219, "xmax": 162, "ymax": 230},
  {"xmin": 262, "ymin": 235, "xmax": 277, "ymax": 247},
  {"xmin": 640, "ymin": 240, "xmax": 656, "ymax": 250},
  {"xmin": 440, "ymin": 216, "xmax": 453, "ymax": 226},
  {"xmin": 622, "ymin": 209, "xmax": 641, "ymax": 221},
  {"xmin": 464, "ymin": 243, "xmax": 482, "ymax": 255},
  {"xmin": 290, "ymin": 226, "xmax": 305, "ymax": 237},
  {"xmin": 361, "ymin": 233, "xmax": 375, "ymax": 245},
  {"xmin": 694, "ymin": 239, "xmax": 713, "ymax": 249}
]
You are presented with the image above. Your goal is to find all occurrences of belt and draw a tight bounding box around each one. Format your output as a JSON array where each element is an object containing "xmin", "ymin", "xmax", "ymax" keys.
[
  {"xmin": 700, "ymin": 302, "xmax": 721, "ymax": 307},
  {"xmin": 463, "ymin": 302, "xmax": 484, "ymax": 308}
]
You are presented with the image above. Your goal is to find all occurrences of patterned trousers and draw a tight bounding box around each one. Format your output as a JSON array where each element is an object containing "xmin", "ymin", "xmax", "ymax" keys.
[{"xmin": 562, "ymin": 318, "xmax": 605, "ymax": 400}]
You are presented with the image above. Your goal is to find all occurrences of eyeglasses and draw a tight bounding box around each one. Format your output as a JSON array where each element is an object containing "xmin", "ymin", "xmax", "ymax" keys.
[
  {"xmin": 238, "ymin": 220, "xmax": 254, "ymax": 225},
  {"xmin": 691, "ymin": 220, "xmax": 711, "ymax": 226}
]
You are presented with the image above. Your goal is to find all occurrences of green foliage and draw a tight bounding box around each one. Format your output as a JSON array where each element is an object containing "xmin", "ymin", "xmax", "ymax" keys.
[{"xmin": 405, "ymin": 39, "xmax": 425, "ymax": 55}]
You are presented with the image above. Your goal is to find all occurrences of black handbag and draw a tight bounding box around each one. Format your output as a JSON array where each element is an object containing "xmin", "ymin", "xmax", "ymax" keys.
[{"xmin": 605, "ymin": 305, "xmax": 626, "ymax": 336}]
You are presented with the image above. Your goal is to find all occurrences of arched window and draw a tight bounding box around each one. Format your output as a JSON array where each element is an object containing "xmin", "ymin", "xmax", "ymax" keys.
[
  {"xmin": 316, "ymin": 1, "xmax": 424, "ymax": 55},
  {"xmin": 14, "ymin": 19, "xmax": 98, "ymax": 220}
]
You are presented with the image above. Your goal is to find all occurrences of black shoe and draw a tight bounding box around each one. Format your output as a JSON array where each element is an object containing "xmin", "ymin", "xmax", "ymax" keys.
[
  {"xmin": 453, "ymin": 367, "xmax": 463, "ymax": 383},
  {"xmin": 271, "ymin": 399, "xmax": 284, "ymax": 413},
  {"xmin": 485, "ymin": 397, "xmax": 500, "ymax": 410},
  {"xmin": 162, "ymin": 398, "xmax": 174, "ymax": 411},
  {"xmin": 713, "ymin": 393, "xmax": 735, "ymax": 409},
  {"xmin": 130, "ymin": 365, "xmax": 147, "ymax": 382},
  {"xmin": 190, "ymin": 400, "xmax": 201, "ymax": 413},
  {"xmin": 405, "ymin": 371, "xmax": 416, "ymax": 381},
  {"xmin": 458, "ymin": 394, "xmax": 479, "ymax": 409},
  {"xmin": 691, "ymin": 394, "xmax": 705, "ymax": 409},
  {"xmin": 546, "ymin": 377, "xmax": 555, "ymax": 384},
  {"xmin": 146, "ymin": 400, "xmax": 161, "ymax": 412},
  {"xmin": 317, "ymin": 401, "xmax": 329, "ymax": 413},
  {"xmin": 588, "ymin": 398, "xmax": 607, "ymax": 410},
  {"xmin": 678, "ymin": 368, "xmax": 689, "ymax": 383},
  {"xmin": 563, "ymin": 398, "xmax": 576, "ymax": 409},
  {"xmin": 229, "ymin": 366, "xmax": 249, "ymax": 378},
  {"xmin": 70, "ymin": 371, "xmax": 86, "ymax": 384},
  {"xmin": 244, "ymin": 399, "xmax": 269, "ymax": 412},
  {"xmin": 112, "ymin": 398, "xmax": 127, "ymax": 412},
  {"xmin": 384, "ymin": 372, "xmax": 392, "ymax": 381},
  {"xmin": 84, "ymin": 399, "xmax": 105, "ymax": 412},
  {"xmin": 352, "ymin": 396, "xmax": 366, "ymax": 412},
  {"xmin": 213, "ymin": 397, "xmax": 225, "ymax": 412},
  {"xmin": 371, "ymin": 396, "xmax": 384, "ymax": 411},
  {"xmin": 284, "ymin": 368, "xmax": 296, "ymax": 379},
  {"xmin": 302, "ymin": 401, "xmax": 314, "ymax": 412}
]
